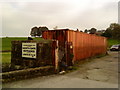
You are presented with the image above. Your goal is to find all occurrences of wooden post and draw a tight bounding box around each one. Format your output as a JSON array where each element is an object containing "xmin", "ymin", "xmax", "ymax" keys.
[
  {"xmin": 55, "ymin": 40, "xmax": 59, "ymax": 72},
  {"xmin": 65, "ymin": 41, "xmax": 68, "ymax": 65}
]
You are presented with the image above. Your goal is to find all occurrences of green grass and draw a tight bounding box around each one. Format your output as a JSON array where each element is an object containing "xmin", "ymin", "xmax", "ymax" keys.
[
  {"xmin": 1, "ymin": 37, "xmax": 27, "ymax": 51},
  {"xmin": 1, "ymin": 52, "xmax": 11, "ymax": 64},
  {"xmin": 1, "ymin": 37, "xmax": 45, "ymax": 51},
  {"xmin": 1, "ymin": 37, "xmax": 50, "ymax": 64},
  {"xmin": 108, "ymin": 39, "xmax": 120, "ymax": 47}
]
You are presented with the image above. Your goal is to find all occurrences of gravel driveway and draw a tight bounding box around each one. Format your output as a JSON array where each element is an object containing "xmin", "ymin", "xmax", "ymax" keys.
[{"xmin": 2, "ymin": 51, "xmax": 119, "ymax": 88}]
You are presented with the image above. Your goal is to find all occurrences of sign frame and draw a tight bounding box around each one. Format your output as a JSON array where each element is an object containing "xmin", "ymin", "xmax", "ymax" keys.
[{"xmin": 22, "ymin": 42, "xmax": 37, "ymax": 59}]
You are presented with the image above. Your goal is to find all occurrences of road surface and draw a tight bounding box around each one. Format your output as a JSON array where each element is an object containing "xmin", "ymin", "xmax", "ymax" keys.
[{"xmin": 2, "ymin": 51, "xmax": 119, "ymax": 88}]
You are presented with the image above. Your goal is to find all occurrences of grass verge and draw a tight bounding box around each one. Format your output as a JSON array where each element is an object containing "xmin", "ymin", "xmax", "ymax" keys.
[
  {"xmin": 1, "ymin": 52, "xmax": 11, "ymax": 64},
  {"xmin": 108, "ymin": 39, "xmax": 120, "ymax": 47},
  {"xmin": 1, "ymin": 37, "xmax": 45, "ymax": 51}
]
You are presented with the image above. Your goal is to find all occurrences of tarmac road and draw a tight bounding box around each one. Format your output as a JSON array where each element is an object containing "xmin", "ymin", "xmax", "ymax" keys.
[{"xmin": 2, "ymin": 51, "xmax": 119, "ymax": 88}]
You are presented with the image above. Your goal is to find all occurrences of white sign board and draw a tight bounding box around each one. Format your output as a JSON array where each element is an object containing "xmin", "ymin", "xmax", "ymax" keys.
[{"xmin": 22, "ymin": 43, "xmax": 37, "ymax": 58}]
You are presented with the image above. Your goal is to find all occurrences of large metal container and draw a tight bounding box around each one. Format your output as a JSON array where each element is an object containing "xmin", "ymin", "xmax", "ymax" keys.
[{"xmin": 42, "ymin": 29, "xmax": 107, "ymax": 62}]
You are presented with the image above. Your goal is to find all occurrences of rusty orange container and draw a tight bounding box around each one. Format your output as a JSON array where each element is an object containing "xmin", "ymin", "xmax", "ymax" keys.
[{"xmin": 42, "ymin": 29, "xmax": 107, "ymax": 62}]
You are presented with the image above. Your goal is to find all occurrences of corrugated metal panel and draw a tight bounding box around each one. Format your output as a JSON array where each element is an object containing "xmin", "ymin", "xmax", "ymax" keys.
[
  {"xmin": 42, "ymin": 29, "xmax": 107, "ymax": 62},
  {"xmin": 66, "ymin": 30, "xmax": 107, "ymax": 61}
]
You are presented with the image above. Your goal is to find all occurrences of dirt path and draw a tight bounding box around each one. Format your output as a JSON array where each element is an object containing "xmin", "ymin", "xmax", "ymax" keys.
[{"xmin": 2, "ymin": 51, "xmax": 119, "ymax": 88}]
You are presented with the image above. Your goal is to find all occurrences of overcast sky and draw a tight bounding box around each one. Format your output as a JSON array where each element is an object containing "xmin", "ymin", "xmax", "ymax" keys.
[{"xmin": 1, "ymin": 0, "xmax": 119, "ymax": 37}]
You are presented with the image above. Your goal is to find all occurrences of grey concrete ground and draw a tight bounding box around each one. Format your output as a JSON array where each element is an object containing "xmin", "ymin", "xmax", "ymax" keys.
[{"xmin": 2, "ymin": 51, "xmax": 119, "ymax": 88}]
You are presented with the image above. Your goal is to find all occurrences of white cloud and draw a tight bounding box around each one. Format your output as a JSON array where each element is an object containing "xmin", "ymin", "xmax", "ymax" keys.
[{"xmin": 1, "ymin": 0, "xmax": 119, "ymax": 36}]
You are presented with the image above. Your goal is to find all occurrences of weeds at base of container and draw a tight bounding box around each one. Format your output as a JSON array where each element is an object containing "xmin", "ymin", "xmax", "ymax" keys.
[
  {"xmin": 96, "ymin": 54, "xmax": 107, "ymax": 58},
  {"xmin": 95, "ymin": 53, "xmax": 108, "ymax": 58},
  {"xmin": 65, "ymin": 66, "xmax": 79, "ymax": 73},
  {"xmin": 68, "ymin": 66, "xmax": 78, "ymax": 71}
]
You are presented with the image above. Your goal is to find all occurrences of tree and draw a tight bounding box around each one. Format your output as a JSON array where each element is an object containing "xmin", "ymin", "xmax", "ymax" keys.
[
  {"xmin": 89, "ymin": 28, "xmax": 97, "ymax": 34},
  {"xmin": 76, "ymin": 28, "xmax": 79, "ymax": 31},
  {"xmin": 30, "ymin": 26, "xmax": 49, "ymax": 37},
  {"xmin": 38, "ymin": 26, "xmax": 49, "ymax": 36},
  {"xmin": 80, "ymin": 30, "xmax": 83, "ymax": 32},
  {"xmin": 110, "ymin": 23, "xmax": 120, "ymax": 40},
  {"xmin": 84, "ymin": 29, "xmax": 88, "ymax": 33},
  {"xmin": 96, "ymin": 30, "xmax": 105, "ymax": 36},
  {"xmin": 102, "ymin": 23, "xmax": 120, "ymax": 40},
  {"xmin": 30, "ymin": 27, "xmax": 38, "ymax": 37},
  {"xmin": 101, "ymin": 28, "xmax": 112, "ymax": 38}
]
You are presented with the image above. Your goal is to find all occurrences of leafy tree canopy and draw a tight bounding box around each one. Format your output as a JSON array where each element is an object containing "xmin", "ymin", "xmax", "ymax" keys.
[
  {"xmin": 30, "ymin": 26, "xmax": 49, "ymax": 37},
  {"xmin": 89, "ymin": 28, "xmax": 97, "ymax": 34},
  {"xmin": 102, "ymin": 23, "xmax": 120, "ymax": 40}
]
